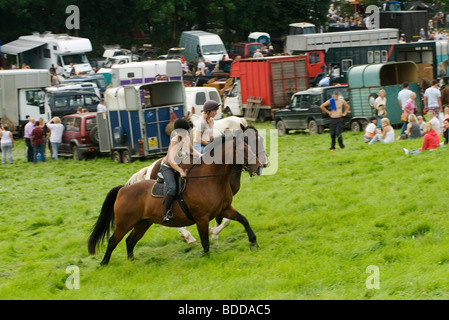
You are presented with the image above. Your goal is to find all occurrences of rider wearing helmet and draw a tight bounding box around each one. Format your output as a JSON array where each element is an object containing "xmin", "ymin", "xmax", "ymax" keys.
[
  {"xmin": 160, "ymin": 118, "xmax": 198, "ymax": 223},
  {"xmin": 193, "ymin": 100, "xmax": 220, "ymax": 154}
]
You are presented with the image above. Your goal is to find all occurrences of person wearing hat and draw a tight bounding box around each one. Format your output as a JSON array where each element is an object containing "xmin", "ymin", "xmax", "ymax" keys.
[
  {"xmin": 193, "ymin": 100, "xmax": 220, "ymax": 154},
  {"xmin": 160, "ymin": 118, "xmax": 199, "ymax": 223}
]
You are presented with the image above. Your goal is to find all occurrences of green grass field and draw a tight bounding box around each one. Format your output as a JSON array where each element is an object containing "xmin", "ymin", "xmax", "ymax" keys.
[{"xmin": 1, "ymin": 123, "xmax": 449, "ymax": 300}]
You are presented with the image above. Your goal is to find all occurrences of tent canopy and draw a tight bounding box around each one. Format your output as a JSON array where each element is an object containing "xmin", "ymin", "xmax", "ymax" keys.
[{"xmin": 0, "ymin": 39, "xmax": 44, "ymax": 55}]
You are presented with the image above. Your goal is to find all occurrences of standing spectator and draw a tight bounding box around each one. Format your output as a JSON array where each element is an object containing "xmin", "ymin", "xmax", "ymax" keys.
[
  {"xmin": 320, "ymin": 90, "xmax": 350, "ymax": 150},
  {"xmin": 424, "ymin": 80, "xmax": 442, "ymax": 118},
  {"xmin": 397, "ymin": 82, "xmax": 412, "ymax": 112},
  {"xmin": 403, "ymin": 122, "xmax": 441, "ymax": 155},
  {"xmin": 56, "ymin": 63, "xmax": 64, "ymax": 77},
  {"xmin": 50, "ymin": 70, "xmax": 59, "ymax": 86},
  {"xmin": 369, "ymin": 118, "xmax": 395, "ymax": 145},
  {"xmin": 30, "ymin": 120, "xmax": 46, "ymax": 163},
  {"xmin": 0, "ymin": 125, "xmax": 14, "ymax": 164},
  {"xmin": 24, "ymin": 117, "xmax": 36, "ymax": 162},
  {"xmin": 69, "ymin": 62, "xmax": 76, "ymax": 76},
  {"xmin": 428, "ymin": 110, "xmax": 441, "ymax": 136},
  {"xmin": 46, "ymin": 117, "xmax": 64, "ymax": 160},
  {"xmin": 253, "ymin": 49, "xmax": 264, "ymax": 58},
  {"xmin": 196, "ymin": 58, "xmax": 205, "ymax": 75},
  {"xmin": 373, "ymin": 89, "xmax": 387, "ymax": 129},
  {"xmin": 97, "ymin": 99, "xmax": 107, "ymax": 112},
  {"xmin": 400, "ymin": 91, "xmax": 416, "ymax": 136}
]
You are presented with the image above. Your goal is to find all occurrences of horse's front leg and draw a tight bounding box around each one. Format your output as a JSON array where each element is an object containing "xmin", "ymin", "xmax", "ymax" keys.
[
  {"xmin": 221, "ymin": 205, "xmax": 258, "ymax": 251},
  {"xmin": 195, "ymin": 217, "xmax": 210, "ymax": 255}
]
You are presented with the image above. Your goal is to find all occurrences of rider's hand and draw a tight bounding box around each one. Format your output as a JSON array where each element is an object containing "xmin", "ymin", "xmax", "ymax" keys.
[{"xmin": 179, "ymin": 170, "xmax": 187, "ymax": 178}]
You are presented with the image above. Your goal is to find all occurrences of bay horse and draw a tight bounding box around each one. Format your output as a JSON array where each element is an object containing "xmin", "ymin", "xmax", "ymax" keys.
[
  {"xmin": 125, "ymin": 124, "xmax": 269, "ymax": 244},
  {"xmin": 88, "ymin": 133, "xmax": 263, "ymax": 265}
]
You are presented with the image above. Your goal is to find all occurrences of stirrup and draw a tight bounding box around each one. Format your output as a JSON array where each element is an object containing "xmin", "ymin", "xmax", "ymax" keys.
[{"xmin": 162, "ymin": 210, "xmax": 174, "ymax": 223}]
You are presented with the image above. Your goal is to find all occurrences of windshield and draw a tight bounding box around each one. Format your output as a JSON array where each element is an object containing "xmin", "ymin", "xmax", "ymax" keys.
[
  {"xmin": 201, "ymin": 44, "xmax": 226, "ymax": 55},
  {"xmin": 62, "ymin": 54, "xmax": 89, "ymax": 65}
]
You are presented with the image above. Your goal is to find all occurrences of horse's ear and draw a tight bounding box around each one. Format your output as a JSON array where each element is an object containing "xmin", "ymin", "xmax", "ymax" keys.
[{"xmin": 240, "ymin": 123, "xmax": 247, "ymax": 131}]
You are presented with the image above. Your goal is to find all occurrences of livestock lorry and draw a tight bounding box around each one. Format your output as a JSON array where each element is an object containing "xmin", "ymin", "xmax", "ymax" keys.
[
  {"xmin": 223, "ymin": 55, "xmax": 308, "ymax": 122},
  {"xmin": 0, "ymin": 69, "xmax": 50, "ymax": 135},
  {"xmin": 285, "ymin": 28, "xmax": 399, "ymax": 85},
  {"xmin": 97, "ymin": 80, "xmax": 185, "ymax": 163}
]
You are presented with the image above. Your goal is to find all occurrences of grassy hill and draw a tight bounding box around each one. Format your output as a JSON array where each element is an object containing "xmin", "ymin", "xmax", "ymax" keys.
[{"xmin": 1, "ymin": 123, "xmax": 448, "ymax": 299}]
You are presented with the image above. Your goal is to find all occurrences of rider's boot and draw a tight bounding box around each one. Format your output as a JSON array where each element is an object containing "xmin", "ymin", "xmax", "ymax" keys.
[{"xmin": 162, "ymin": 194, "xmax": 175, "ymax": 223}]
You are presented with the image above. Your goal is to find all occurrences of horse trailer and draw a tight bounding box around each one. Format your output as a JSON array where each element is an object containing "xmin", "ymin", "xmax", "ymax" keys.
[
  {"xmin": 347, "ymin": 61, "xmax": 421, "ymax": 128},
  {"xmin": 97, "ymin": 80, "xmax": 185, "ymax": 163}
]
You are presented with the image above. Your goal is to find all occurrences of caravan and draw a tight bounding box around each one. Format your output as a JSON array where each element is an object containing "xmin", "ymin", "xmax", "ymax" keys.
[{"xmin": 1, "ymin": 32, "xmax": 94, "ymax": 77}]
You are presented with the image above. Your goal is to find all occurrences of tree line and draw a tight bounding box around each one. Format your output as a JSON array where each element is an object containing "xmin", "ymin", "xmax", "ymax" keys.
[{"xmin": 0, "ymin": 0, "xmax": 331, "ymax": 56}]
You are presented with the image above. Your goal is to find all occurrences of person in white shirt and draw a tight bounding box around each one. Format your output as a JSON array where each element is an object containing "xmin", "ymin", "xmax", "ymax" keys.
[
  {"xmin": 428, "ymin": 109, "xmax": 441, "ymax": 136},
  {"xmin": 424, "ymin": 80, "xmax": 442, "ymax": 117},
  {"xmin": 46, "ymin": 117, "xmax": 65, "ymax": 160},
  {"xmin": 364, "ymin": 117, "xmax": 377, "ymax": 143},
  {"xmin": 397, "ymin": 82, "xmax": 412, "ymax": 111},
  {"xmin": 97, "ymin": 99, "xmax": 107, "ymax": 112},
  {"xmin": 374, "ymin": 89, "xmax": 387, "ymax": 129}
]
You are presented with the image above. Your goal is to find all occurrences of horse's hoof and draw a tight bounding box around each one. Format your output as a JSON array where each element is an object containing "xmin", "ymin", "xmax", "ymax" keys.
[
  {"xmin": 189, "ymin": 241, "xmax": 198, "ymax": 246},
  {"xmin": 249, "ymin": 242, "xmax": 259, "ymax": 251}
]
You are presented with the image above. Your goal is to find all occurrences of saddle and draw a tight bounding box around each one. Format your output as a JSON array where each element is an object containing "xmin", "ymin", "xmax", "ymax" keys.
[{"xmin": 151, "ymin": 172, "xmax": 194, "ymax": 222}]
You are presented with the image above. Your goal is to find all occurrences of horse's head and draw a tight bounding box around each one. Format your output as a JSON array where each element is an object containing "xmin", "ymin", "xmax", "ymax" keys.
[
  {"xmin": 232, "ymin": 131, "xmax": 264, "ymax": 177},
  {"xmin": 240, "ymin": 124, "xmax": 269, "ymax": 175}
]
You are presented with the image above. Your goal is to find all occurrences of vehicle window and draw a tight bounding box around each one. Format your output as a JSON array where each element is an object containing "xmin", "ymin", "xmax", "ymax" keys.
[
  {"xmin": 367, "ymin": 51, "xmax": 374, "ymax": 64},
  {"xmin": 96, "ymin": 78, "xmax": 107, "ymax": 89},
  {"xmin": 69, "ymin": 95, "xmax": 84, "ymax": 108},
  {"xmin": 209, "ymin": 91, "xmax": 220, "ymax": 102},
  {"xmin": 195, "ymin": 92, "xmax": 206, "ymax": 105},
  {"xmin": 311, "ymin": 95, "xmax": 321, "ymax": 106},
  {"xmin": 55, "ymin": 96, "xmax": 68, "ymax": 108},
  {"xmin": 326, "ymin": 88, "xmax": 348, "ymax": 100},
  {"xmin": 201, "ymin": 44, "xmax": 227, "ymax": 55},
  {"xmin": 73, "ymin": 118, "xmax": 81, "ymax": 132},
  {"xmin": 85, "ymin": 117, "xmax": 97, "ymax": 132},
  {"xmin": 85, "ymin": 94, "xmax": 100, "ymax": 105},
  {"xmin": 25, "ymin": 90, "xmax": 45, "ymax": 106},
  {"xmin": 381, "ymin": 50, "xmax": 388, "ymax": 63},
  {"xmin": 62, "ymin": 117, "xmax": 74, "ymax": 131},
  {"xmin": 291, "ymin": 96, "xmax": 300, "ymax": 108},
  {"xmin": 374, "ymin": 51, "xmax": 381, "ymax": 63},
  {"xmin": 248, "ymin": 45, "xmax": 262, "ymax": 56},
  {"xmin": 341, "ymin": 59, "xmax": 353, "ymax": 72},
  {"xmin": 309, "ymin": 53, "xmax": 320, "ymax": 64},
  {"xmin": 300, "ymin": 95, "xmax": 310, "ymax": 103}
]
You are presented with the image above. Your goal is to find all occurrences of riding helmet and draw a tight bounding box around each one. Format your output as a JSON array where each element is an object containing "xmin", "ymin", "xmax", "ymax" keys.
[
  {"xmin": 202, "ymin": 100, "xmax": 220, "ymax": 112},
  {"xmin": 174, "ymin": 118, "xmax": 191, "ymax": 131}
]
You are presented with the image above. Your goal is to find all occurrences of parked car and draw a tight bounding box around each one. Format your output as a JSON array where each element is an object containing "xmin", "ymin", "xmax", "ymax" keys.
[
  {"xmin": 273, "ymin": 85, "xmax": 350, "ymax": 135},
  {"xmin": 59, "ymin": 112, "xmax": 99, "ymax": 160},
  {"xmin": 46, "ymin": 90, "xmax": 100, "ymax": 118}
]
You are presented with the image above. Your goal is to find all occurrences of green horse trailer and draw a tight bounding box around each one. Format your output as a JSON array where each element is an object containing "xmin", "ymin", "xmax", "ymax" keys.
[{"xmin": 347, "ymin": 61, "xmax": 421, "ymax": 128}]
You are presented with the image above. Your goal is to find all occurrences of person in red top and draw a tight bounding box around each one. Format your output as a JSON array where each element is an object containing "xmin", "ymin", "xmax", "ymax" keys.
[
  {"xmin": 403, "ymin": 122, "xmax": 441, "ymax": 155},
  {"xmin": 30, "ymin": 120, "xmax": 46, "ymax": 163}
]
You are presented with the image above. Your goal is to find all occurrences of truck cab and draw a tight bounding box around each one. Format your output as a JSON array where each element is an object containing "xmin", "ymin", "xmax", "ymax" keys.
[{"xmin": 273, "ymin": 86, "xmax": 350, "ymax": 135}]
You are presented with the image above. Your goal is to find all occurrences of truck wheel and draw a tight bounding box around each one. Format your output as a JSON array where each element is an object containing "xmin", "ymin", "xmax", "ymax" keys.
[
  {"xmin": 122, "ymin": 150, "xmax": 132, "ymax": 163},
  {"xmin": 72, "ymin": 145, "xmax": 85, "ymax": 161},
  {"xmin": 351, "ymin": 120, "xmax": 362, "ymax": 132},
  {"xmin": 276, "ymin": 120, "xmax": 289, "ymax": 135},
  {"xmin": 112, "ymin": 150, "xmax": 122, "ymax": 163},
  {"xmin": 308, "ymin": 119, "xmax": 318, "ymax": 135},
  {"xmin": 258, "ymin": 109, "xmax": 268, "ymax": 122}
]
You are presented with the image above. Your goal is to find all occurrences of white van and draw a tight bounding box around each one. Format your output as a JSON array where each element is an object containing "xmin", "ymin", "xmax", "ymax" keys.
[
  {"xmin": 184, "ymin": 87, "xmax": 222, "ymax": 120},
  {"xmin": 179, "ymin": 31, "xmax": 229, "ymax": 65}
]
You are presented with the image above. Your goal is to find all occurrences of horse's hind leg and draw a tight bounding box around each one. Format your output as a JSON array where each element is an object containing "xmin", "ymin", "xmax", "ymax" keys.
[
  {"xmin": 221, "ymin": 206, "xmax": 258, "ymax": 251},
  {"xmin": 101, "ymin": 228, "xmax": 128, "ymax": 265},
  {"xmin": 126, "ymin": 219, "xmax": 152, "ymax": 260}
]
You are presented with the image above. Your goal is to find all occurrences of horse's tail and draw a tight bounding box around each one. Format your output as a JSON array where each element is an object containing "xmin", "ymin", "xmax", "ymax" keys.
[{"xmin": 88, "ymin": 185, "xmax": 123, "ymax": 255}]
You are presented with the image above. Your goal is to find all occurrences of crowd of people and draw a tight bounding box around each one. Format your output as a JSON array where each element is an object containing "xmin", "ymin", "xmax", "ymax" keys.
[{"xmin": 361, "ymin": 80, "xmax": 448, "ymax": 156}]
